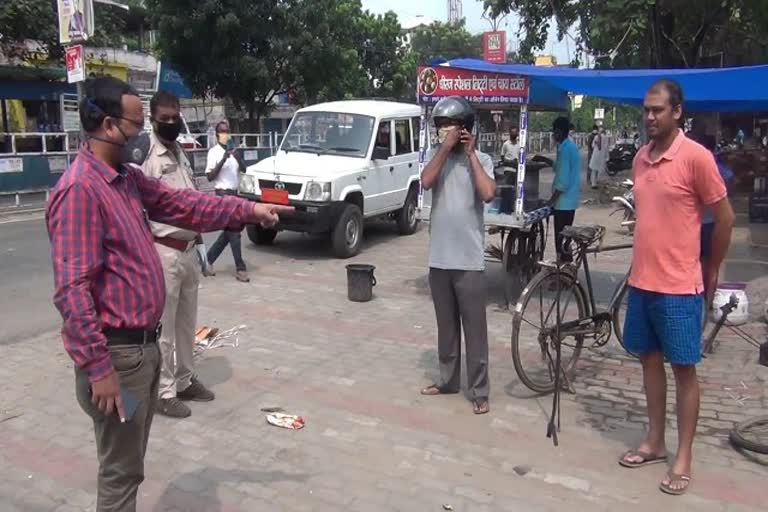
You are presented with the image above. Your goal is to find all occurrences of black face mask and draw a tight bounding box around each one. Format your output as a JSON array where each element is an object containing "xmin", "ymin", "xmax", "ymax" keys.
[
  {"xmin": 90, "ymin": 118, "xmax": 150, "ymax": 166},
  {"xmin": 153, "ymin": 119, "xmax": 183, "ymax": 143}
]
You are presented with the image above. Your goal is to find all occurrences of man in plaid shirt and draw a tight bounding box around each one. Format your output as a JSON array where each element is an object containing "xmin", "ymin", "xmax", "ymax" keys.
[{"xmin": 46, "ymin": 76, "xmax": 292, "ymax": 511}]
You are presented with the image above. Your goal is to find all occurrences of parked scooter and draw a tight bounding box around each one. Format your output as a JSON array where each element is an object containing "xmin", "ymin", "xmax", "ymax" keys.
[
  {"xmin": 606, "ymin": 142, "xmax": 637, "ymax": 176},
  {"xmin": 611, "ymin": 179, "xmax": 635, "ymax": 232}
]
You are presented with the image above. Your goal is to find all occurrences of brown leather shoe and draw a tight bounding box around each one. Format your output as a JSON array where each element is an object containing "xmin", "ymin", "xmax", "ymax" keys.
[{"xmin": 235, "ymin": 270, "xmax": 250, "ymax": 282}]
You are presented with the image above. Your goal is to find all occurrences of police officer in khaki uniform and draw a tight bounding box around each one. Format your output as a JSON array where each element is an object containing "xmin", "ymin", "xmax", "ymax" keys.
[{"xmin": 142, "ymin": 91, "xmax": 214, "ymax": 418}]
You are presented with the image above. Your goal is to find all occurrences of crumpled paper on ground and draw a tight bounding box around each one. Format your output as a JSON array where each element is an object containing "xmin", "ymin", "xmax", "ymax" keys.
[
  {"xmin": 194, "ymin": 324, "xmax": 244, "ymax": 358},
  {"xmin": 265, "ymin": 412, "xmax": 305, "ymax": 430}
]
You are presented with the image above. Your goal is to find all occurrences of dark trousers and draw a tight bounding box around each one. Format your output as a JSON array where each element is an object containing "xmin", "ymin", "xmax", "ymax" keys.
[
  {"xmin": 206, "ymin": 189, "xmax": 246, "ymax": 272},
  {"xmin": 75, "ymin": 343, "xmax": 161, "ymax": 512},
  {"xmin": 554, "ymin": 209, "xmax": 576, "ymax": 263},
  {"xmin": 428, "ymin": 268, "xmax": 490, "ymax": 400}
]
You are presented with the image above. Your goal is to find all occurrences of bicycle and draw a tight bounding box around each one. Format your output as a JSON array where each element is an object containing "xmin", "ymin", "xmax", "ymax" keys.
[
  {"xmin": 510, "ymin": 223, "xmax": 755, "ymax": 446},
  {"xmin": 510, "ymin": 224, "xmax": 634, "ymax": 395}
]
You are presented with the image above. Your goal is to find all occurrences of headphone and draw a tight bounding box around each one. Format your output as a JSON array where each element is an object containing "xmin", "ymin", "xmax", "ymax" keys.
[{"xmin": 82, "ymin": 97, "xmax": 107, "ymax": 127}]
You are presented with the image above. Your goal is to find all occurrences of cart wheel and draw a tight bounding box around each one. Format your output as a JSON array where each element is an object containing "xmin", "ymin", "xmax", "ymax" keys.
[{"xmin": 502, "ymin": 230, "xmax": 526, "ymax": 306}]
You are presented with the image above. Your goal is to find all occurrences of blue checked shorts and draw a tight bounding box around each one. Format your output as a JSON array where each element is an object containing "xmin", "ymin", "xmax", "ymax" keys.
[{"xmin": 623, "ymin": 287, "xmax": 704, "ymax": 365}]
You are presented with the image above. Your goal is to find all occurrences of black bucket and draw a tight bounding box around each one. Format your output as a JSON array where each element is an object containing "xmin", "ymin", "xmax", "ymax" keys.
[{"xmin": 346, "ymin": 264, "xmax": 377, "ymax": 302}]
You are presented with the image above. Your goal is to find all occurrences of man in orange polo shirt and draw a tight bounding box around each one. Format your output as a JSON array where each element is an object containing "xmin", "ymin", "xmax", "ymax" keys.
[{"xmin": 618, "ymin": 80, "xmax": 734, "ymax": 495}]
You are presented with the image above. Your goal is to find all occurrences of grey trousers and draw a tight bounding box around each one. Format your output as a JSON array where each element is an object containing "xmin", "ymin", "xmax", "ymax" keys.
[
  {"xmin": 429, "ymin": 268, "xmax": 490, "ymax": 400},
  {"xmin": 75, "ymin": 344, "xmax": 161, "ymax": 512}
]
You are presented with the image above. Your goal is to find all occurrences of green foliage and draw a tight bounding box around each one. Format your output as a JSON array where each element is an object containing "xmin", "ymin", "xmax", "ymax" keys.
[
  {"xmin": 483, "ymin": 0, "xmax": 768, "ymax": 68},
  {"xmin": 0, "ymin": 0, "xmax": 146, "ymax": 64}
]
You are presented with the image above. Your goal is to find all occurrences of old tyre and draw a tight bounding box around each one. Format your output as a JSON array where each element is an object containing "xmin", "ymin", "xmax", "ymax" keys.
[
  {"xmin": 396, "ymin": 187, "xmax": 419, "ymax": 235},
  {"xmin": 246, "ymin": 225, "xmax": 278, "ymax": 245},
  {"xmin": 332, "ymin": 204, "xmax": 363, "ymax": 258}
]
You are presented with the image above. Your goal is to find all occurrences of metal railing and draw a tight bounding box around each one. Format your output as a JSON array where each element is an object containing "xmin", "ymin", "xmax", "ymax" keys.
[
  {"xmin": 0, "ymin": 132, "xmax": 75, "ymax": 154},
  {"xmin": 0, "ymin": 130, "xmax": 608, "ymax": 209}
]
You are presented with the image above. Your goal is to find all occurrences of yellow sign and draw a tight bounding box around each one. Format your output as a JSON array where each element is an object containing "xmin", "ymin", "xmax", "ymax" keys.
[{"xmin": 535, "ymin": 55, "xmax": 557, "ymax": 67}]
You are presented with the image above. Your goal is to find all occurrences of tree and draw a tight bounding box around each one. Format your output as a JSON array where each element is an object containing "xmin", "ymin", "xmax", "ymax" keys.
[
  {"xmin": 0, "ymin": 1, "xmax": 146, "ymax": 64},
  {"xmin": 483, "ymin": 0, "xmax": 768, "ymax": 68},
  {"xmin": 147, "ymin": 0, "xmax": 383, "ymax": 128},
  {"xmin": 395, "ymin": 19, "xmax": 484, "ymax": 101}
]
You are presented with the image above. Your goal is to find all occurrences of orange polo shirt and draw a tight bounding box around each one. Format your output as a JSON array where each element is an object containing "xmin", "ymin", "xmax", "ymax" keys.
[{"xmin": 629, "ymin": 130, "xmax": 727, "ymax": 295}]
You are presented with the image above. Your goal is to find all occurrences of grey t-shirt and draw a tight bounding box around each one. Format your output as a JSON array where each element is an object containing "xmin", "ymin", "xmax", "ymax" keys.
[{"xmin": 428, "ymin": 147, "xmax": 494, "ymax": 271}]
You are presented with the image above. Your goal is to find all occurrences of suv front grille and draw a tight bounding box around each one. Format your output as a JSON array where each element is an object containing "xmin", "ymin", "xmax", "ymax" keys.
[{"xmin": 259, "ymin": 180, "xmax": 303, "ymax": 195}]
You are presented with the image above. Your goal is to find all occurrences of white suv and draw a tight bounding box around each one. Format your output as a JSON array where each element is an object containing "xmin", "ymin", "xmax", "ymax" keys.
[{"xmin": 238, "ymin": 100, "xmax": 425, "ymax": 258}]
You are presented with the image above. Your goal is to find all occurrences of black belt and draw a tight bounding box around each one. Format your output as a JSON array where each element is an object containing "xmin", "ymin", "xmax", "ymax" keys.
[{"xmin": 104, "ymin": 324, "xmax": 162, "ymax": 346}]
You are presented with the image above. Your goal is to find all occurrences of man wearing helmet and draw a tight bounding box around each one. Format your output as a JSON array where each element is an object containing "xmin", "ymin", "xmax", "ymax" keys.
[{"xmin": 419, "ymin": 96, "xmax": 496, "ymax": 415}]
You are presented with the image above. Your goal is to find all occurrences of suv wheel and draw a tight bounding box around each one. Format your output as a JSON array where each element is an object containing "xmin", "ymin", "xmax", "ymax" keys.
[
  {"xmin": 396, "ymin": 187, "xmax": 419, "ymax": 235},
  {"xmin": 246, "ymin": 224, "xmax": 278, "ymax": 245},
  {"xmin": 332, "ymin": 204, "xmax": 363, "ymax": 258}
]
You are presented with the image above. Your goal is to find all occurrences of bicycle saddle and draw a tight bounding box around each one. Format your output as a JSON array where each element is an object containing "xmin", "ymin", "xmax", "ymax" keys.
[{"xmin": 561, "ymin": 224, "xmax": 605, "ymax": 245}]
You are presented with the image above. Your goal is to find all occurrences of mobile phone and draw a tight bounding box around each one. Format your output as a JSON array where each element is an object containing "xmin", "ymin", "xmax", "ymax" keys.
[{"xmin": 120, "ymin": 388, "xmax": 140, "ymax": 422}]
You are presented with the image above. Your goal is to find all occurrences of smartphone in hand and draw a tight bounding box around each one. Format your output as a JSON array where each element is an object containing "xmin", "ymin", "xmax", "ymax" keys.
[{"xmin": 120, "ymin": 388, "xmax": 140, "ymax": 422}]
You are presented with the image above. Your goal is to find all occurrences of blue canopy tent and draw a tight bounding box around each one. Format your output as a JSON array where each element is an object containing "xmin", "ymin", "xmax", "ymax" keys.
[{"xmin": 439, "ymin": 58, "xmax": 768, "ymax": 113}]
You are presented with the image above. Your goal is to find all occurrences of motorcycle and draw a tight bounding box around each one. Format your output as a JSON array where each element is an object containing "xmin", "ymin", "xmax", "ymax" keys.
[
  {"xmin": 606, "ymin": 142, "xmax": 637, "ymax": 176},
  {"xmin": 610, "ymin": 179, "xmax": 635, "ymax": 232}
]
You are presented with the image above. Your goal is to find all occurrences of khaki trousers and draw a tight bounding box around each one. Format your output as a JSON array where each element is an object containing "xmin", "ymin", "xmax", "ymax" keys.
[
  {"xmin": 155, "ymin": 243, "xmax": 200, "ymax": 400},
  {"xmin": 75, "ymin": 343, "xmax": 161, "ymax": 511}
]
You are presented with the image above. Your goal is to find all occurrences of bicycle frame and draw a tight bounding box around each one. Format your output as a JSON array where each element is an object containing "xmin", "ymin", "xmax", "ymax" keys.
[{"xmin": 539, "ymin": 240, "xmax": 633, "ymax": 340}]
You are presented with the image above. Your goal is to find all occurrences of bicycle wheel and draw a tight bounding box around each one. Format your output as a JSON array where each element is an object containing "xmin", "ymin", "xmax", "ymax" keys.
[
  {"xmin": 729, "ymin": 416, "xmax": 768, "ymax": 454},
  {"xmin": 511, "ymin": 268, "xmax": 588, "ymax": 394},
  {"xmin": 611, "ymin": 278, "xmax": 638, "ymax": 358}
]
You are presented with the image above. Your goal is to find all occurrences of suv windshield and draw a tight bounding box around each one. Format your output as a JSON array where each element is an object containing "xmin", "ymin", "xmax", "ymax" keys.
[{"xmin": 280, "ymin": 111, "xmax": 375, "ymax": 158}]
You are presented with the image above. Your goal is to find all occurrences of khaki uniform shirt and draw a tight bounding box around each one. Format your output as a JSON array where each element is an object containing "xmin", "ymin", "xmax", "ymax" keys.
[{"xmin": 141, "ymin": 132, "xmax": 199, "ymax": 241}]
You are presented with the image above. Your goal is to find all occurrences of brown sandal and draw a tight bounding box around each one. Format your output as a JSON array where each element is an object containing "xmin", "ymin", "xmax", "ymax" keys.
[
  {"xmin": 420, "ymin": 384, "xmax": 458, "ymax": 396},
  {"xmin": 472, "ymin": 399, "xmax": 489, "ymax": 415},
  {"xmin": 659, "ymin": 473, "xmax": 691, "ymax": 495},
  {"xmin": 618, "ymin": 449, "xmax": 668, "ymax": 468}
]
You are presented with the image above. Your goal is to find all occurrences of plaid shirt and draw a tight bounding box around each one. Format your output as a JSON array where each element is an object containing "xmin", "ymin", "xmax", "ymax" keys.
[{"xmin": 47, "ymin": 149, "xmax": 256, "ymax": 382}]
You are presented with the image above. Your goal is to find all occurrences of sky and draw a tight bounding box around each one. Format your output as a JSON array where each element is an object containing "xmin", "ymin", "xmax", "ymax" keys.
[{"xmin": 360, "ymin": 0, "xmax": 574, "ymax": 64}]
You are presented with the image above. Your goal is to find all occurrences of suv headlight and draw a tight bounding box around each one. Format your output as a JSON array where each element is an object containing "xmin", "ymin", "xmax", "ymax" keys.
[
  {"xmin": 239, "ymin": 174, "xmax": 257, "ymax": 195},
  {"xmin": 304, "ymin": 181, "xmax": 331, "ymax": 202}
]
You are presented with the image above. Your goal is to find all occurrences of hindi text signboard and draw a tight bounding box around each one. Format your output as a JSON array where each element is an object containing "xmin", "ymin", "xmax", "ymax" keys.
[{"xmin": 417, "ymin": 66, "xmax": 528, "ymax": 105}]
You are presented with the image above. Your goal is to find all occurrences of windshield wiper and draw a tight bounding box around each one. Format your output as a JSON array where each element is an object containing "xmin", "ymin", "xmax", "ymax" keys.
[{"xmin": 325, "ymin": 147, "xmax": 360, "ymax": 153}]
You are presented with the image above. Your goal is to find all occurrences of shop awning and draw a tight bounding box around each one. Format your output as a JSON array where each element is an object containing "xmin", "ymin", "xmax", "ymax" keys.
[{"xmin": 440, "ymin": 59, "xmax": 768, "ymax": 113}]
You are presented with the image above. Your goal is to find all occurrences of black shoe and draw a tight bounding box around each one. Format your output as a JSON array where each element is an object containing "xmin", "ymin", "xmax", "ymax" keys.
[
  {"xmin": 157, "ymin": 397, "xmax": 191, "ymax": 418},
  {"xmin": 177, "ymin": 377, "xmax": 215, "ymax": 402}
]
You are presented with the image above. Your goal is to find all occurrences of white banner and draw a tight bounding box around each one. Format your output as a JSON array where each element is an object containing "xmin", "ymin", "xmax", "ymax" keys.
[{"xmin": 58, "ymin": 0, "xmax": 95, "ymax": 44}]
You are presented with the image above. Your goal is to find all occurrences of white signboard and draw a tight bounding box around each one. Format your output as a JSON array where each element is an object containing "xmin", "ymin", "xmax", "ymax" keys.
[
  {"xmin": 0, "ymin": 158, "xmax": 24, "ymax": 174},
  {"xmin": 60, "ymin": 94, "xmax": 80, "ymax": 132},
  {"xmin": 49, "ymin": 156, "xmax": 70, "ymax": 173},
  {"xmin": 594, "ymin": 108, "xmax": 605, "ymax": 120},
  {"xmin": 58, "ymin": 0, "xmax": 94, "ymax": 44},
  {"xmin": 243, "ymin": 150, "xmax": 260, "ymax": 161}
]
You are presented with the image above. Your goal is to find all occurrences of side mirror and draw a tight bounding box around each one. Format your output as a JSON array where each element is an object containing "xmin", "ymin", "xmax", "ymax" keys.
[{"xmin": 372, "ymin": 146, "xmax": 390, "ymax": 161}]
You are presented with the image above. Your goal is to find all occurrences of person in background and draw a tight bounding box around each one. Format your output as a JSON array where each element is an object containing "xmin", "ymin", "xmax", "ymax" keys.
[
  {"xmin": 619, "ymin": 79, "xmax": 734, "ymax": 496},
  {"xmin": 205, "ymin": 121, "xmax": 250, "ymax": 282},
  {"xmin": 46, "ymin": 76, "xmax": 292, "ymax": 511},
  {"xmin": 589, "ymin": 126, "xmax": 608, "ymax": 189},
  {"xmin": 500, "ymin": 127, "xmax": 520, "ymax": 166},
  {"xmin": 587, "ymin": 124, "xmax": 598, "ymax": 184},
  {"xmin": 533, "ymin": 117, "xmax": 582, "ymax": 263},
  {"xmin": 418, "ymin": 96, "xmax": 496, "ymax": 415},
  {"xmin": 695, "ymin": 134, "xmax": 734, "ymax": 297},
  {"xmin": 141, "ymin": 91, "xmax": 214, "ymax": 419}
]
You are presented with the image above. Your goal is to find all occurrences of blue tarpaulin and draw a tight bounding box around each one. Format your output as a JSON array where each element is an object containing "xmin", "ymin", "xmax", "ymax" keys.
[{"xmin": 440, "ymin": 58, "xmax": 768, "ymax": 113}]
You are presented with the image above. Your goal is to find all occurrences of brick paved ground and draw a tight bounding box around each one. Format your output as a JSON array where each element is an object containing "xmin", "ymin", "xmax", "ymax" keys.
[{"xmin": 2, "ymin": 197, "xmax": 767, "ymax": 511}]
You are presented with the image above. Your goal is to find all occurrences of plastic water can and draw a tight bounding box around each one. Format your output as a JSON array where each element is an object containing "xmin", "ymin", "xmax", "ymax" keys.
[{"xmin": 711, "ymin": 283, "xmax": 749, "ymax": 326}]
